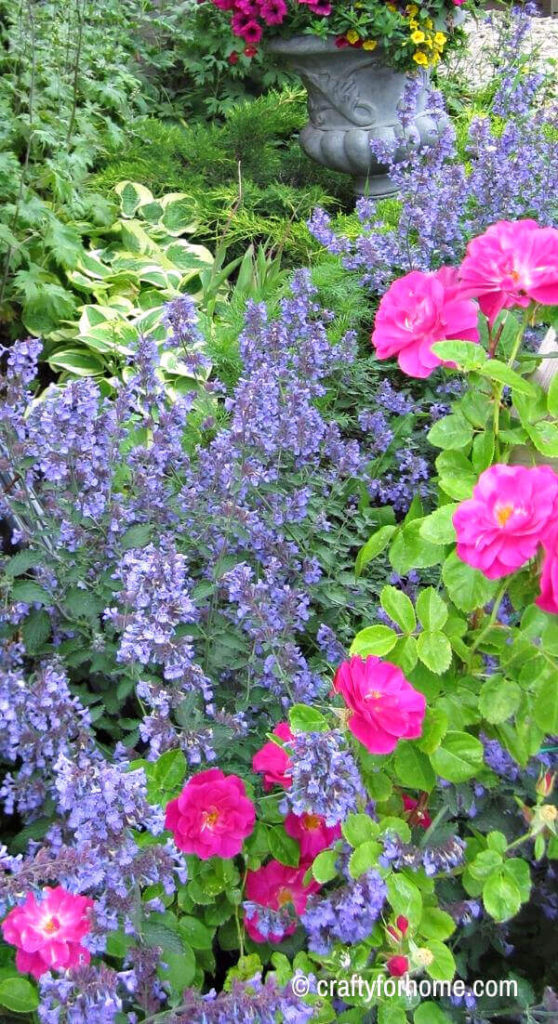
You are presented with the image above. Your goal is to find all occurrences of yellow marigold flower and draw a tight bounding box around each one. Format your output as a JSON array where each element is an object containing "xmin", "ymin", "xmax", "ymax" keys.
[
  {"xmin": 425, "ymin": 17, "xmax": 433, "ymax": 27},
  {"xmin": 386, "ymin": 2, "xmax": 397, "ymax": 10},
  {"xmin": 408, "ymin": 17, "xmax": 418, "ymax": 27},
  {"xmin": 362, "ymin": 39, "xmax": 378, "ymax": 50},
  {"xmin": 411, "ymin": 29, "xmax": 425, "ymax": 43},
  {"xmin": 434, "ymin": 31, "xmax": 447, "ymax": 45},
  {"xmin": 406, "ymin": 3, "xmax": 419, "ymax": 13},
  {"xmin": 346, "ymin": 28, "xmax": 360, "ymax": 43},
  {"xmin": 413, "ymin": 51, "xmax": 428, "ymax": 65}
]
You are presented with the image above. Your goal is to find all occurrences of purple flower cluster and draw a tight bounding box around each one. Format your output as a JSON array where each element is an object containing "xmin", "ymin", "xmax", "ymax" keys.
[
  {"xmin": 168, "ymin": 974, "xmax": 315, "ymax": 1024},
  {"xmin": 302, "ymin": 868, "xmax": 387, "ymax": 954},
  {"xmin": 380, "ymin": 834, "xmax": 466, "ymax": 875},
  {"xmin": 284, "ymin": 730, "xmax": 365, "ymax": 826},
  {"xmin": 38, "ymin": 965, "xmax": 123, "ymax": 1024},
  {"xmin": 0, "ymin": 652, "xmax": 95, "ymax": 819}
]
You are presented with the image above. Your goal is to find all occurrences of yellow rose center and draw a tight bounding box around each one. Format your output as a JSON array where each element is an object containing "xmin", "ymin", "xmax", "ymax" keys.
[
  {"xmin": 303, "ymin": 814, "xmax": 322, "ymax": 832},
  {"xmin": 277, "ymin": 887, "xmax": 293, "ymax": 908},
  {"xmin": 494, "ymin": 503, "xmax": 515, "ymax": 527},
  {"xmin": 202, "ymin": 808, "xmax": 220, "ymax": 830},
  {"xmin": 42, "ymin": 915, "xmax": 61, "ymax": 935}
]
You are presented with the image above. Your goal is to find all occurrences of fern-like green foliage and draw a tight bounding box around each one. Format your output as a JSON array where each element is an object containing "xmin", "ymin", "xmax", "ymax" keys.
[{"xmin": 91, "ymin": 89, "xmax": 356, "ymax": 266}]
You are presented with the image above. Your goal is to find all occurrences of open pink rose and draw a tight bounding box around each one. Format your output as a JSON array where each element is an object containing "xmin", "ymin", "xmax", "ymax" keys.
[
  {"xmin": 453, "ymin": 464, "xmax": 558, "ymax": 579},
  {"xmin": 333, "ymin": 656, "xmax": 426, "ymax": 754},
  {"xmin": 252, "ymin": 722, "xmax": 293, "ymax": 791},
  {"xmin": 165, "ymin": 768, "xmax": 255, "ymax": 859},
  {"xmin": 459, "ymin": 219, "xmax": 558, "ymax": 323},
  {"xmin": 371, "ymin": 266, "xmax": 479, "ymax": 378},
  {"xmin": 243, "ymin": 861, "xmax": 319, "ymax": 943},
  {"xmin": 1, "ymin": 886, "xmax": 93, "ymax": 979},
  {"xmin": 536, "ymin": 525, "xmax": 558, "ymax": 615},
  {"xmin": 284, "ymin": 812, "xmax": 341, "ymax": 862}
]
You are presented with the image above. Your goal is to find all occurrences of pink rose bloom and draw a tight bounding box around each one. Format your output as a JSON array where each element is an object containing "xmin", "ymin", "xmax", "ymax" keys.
[
  {"xmin": 452, "ymin": 0, "xmax": 465, "ymax": 5},
  {"xmin": 333, "ymin": 656, "xmax": 426, "ymax": 754},
  {"xmin": 1, "ymin": 886, "xmax": 93, "ymax": 979},
  {"xmin": 252, "ymin": 722, "xmax": 293, "ymax": 790},
  {"xmin": 459, "ymin": 220, "xmax": 558, "ymax": 323},
  {"xmin": 284, "ymin": 812, "xmax": 341, "ymax": 862},
  {"xmin": 536, "ymin": 525, "xmax": 558, "ymax": 615},
  {"xmin": 165, "ymin": 768, "xmax": 255, "ymax": 859},
  {"xmin": 243, "ymin": 861, "xmax": 319, "ymax": 943},
  {"xmin": 453, "ymin": 464, "xmax": 558, "ymax": 579},
  {"xmin": 371, "ymin": 266, "xmax": 479, "ymax": 379}
]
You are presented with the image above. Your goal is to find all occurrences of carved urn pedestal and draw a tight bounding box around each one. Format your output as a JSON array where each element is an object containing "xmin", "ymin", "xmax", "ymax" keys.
[{"xmin": 268, "ymin": 36, "xmax": 439, "ymax": 197}]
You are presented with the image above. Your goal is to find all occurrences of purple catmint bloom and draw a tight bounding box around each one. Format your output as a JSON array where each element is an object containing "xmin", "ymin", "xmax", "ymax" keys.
[
  {"xmin": 161, "ymin": 293, "xmax": 211, "ymax": 375},
  {"xmin": 380, "ymin": 834, "xmax": 466, "ymax": 875},
  {"xmin": 38, "ymin": 965, "xmax": 123, "ymax": 1024},
  {"xmin": 302, "ymin": 869, "xmax": 387, "ymax": 953},
  {"xmin": 285, "ymin": 730, "xmax": 365, "ymax": 826},
  {"xmin": 369, "ymin": 449, "xmax": 430, "ymax": 513},
  {"xmin": 0, "ymin": 656, "xmax": 95, "ymax": 818},
  {"xmin": 169, "ymin": 974, "xmax": 315, "ymax": 1024},
  {"xmin": 481, "ymin": 733, "xmax": 520, "ymax": 781}
]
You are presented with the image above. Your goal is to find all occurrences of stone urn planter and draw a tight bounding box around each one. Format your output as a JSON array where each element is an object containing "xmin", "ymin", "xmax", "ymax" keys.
[{"xmin": 268, "ymin": 36, "xmax": 440, "ymax": 197}]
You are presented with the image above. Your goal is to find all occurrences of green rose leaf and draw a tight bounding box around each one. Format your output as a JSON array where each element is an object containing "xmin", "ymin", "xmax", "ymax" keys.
[
  {"xmin": 389, "ymin": 520, "xmax": 445, "ymax": 575},
  {"xmin": 430, "ymin": 731, "xmax": 484, "ymax": 783},
  {"xmin": 419, "ymin": 907, "xmax": 456, "ymax": 941},
  {"xmin": 442, "ymin": 550, "xmax": 499, "ymax": 612},
  {"xmin": 479, "ymin": 678, "xmax": 521, "ymax": 724},
  {"xmin": 380, "ymin": 585, "xmax": 417, "ymax": 633},
  {"xmin": 431, "ymin": 340, "xmax": 487, "ymax": 370},
  {"xmin": 0, "ymin": 978, "xmax": 39, "ymax": 1013},
  {"xmin": 386, "ymin": 874, "xmax": 423, "ymax": 925},
  {"xmin": 349, "ymin": 840, "xmax": 382, "ymax": 879},
  {"xmin": 427, "ymin": 413, "xmax": 474, "ymax": 451},
  {"xmin": 436, "ymin": 451, "xmax": 477, "ymax": 501},
  {"xmin": 350, "ymin": 625, "xmax": 398, "ymax": 658},
  {"xmin": 394, "ymin": 741, "xmax": 436, "ymax": 792},
  {"xmin": 482, "ymin": 869, "xmax": 522, "ymax": 922},
  {"xmin": 289, "ymin": 704, "xmax": 329, "ymax": 733},
  {"xmin": 342, "ymin": 813, "xmax": 379, "ymax": 848},
  {"xmin": 414, "ymin": 1003, "xmax": 453, "ymax": 1024},
  {"xmin": 312, "ymin": 849, "xmax": 338, "ymax": 884},
  {"xmin": 419, "ymin": 504, "xmax": 458, "ymax": 545},
  {"xmin": 416, "ymin": 631, "xmax": 452, "ymax": 674},
  {"xmin": 534, "ymin": 675, "xmax": 558, "ymax": 733},
  {"xmin": 425, "ymin": 939, "xmax": 456, "ymax": 982},
  {"xmin": 417, "ymin": 708, "xmax": 449, "ymax": 754},
  {"xmin": 268, "ymin": 827, "xmax": 300, "ymax": 868},
  {"xmin": 416, "ymin": 588, "xmax": 448, "ymax": 632},
  {"xmin": 479, "ymin": 359, "xmax": 536, "ymax": 397}
]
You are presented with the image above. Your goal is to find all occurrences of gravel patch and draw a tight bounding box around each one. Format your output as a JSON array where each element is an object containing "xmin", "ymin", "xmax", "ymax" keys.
[{"xmin": 441, "ymin": 10, "xmax": 558, "ymax": 90}]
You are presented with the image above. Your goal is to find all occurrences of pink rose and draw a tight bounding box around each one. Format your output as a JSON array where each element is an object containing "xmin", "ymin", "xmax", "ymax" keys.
[
  {"xmin": 243, "ymin": 861, "xmax": 319, "ymax": 943},
  {"xmin": 165, "ymin": 768, "xmax": 255, "ymax": 859},
  {"xmin": 333, "ymin": 656, "xmax": 426, "ymax": 754},
  {"xmin": 371, "ymin": 266, "xmax": 479, "ymax": 379},
  {"xmin": 1, "ymin": 886, "xmax": 93, "ymax": 979},
  {"xmin": 252, "ymin": 722, "xmax": 293, "ymax": 791},
  {"xmin": 459, "ymin": 220, "xmax": 558, "ymax": 324},
  {"xmin": 536, "ymin": 525, "xmax": 558, "ymax": 615},
  {"xmin": 284, "ymin": 812, "xmax": 341, "ymax": 862},
  {"xmin": 453, "ymin": 464, "xmax": 558, "ymax": 579}
]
